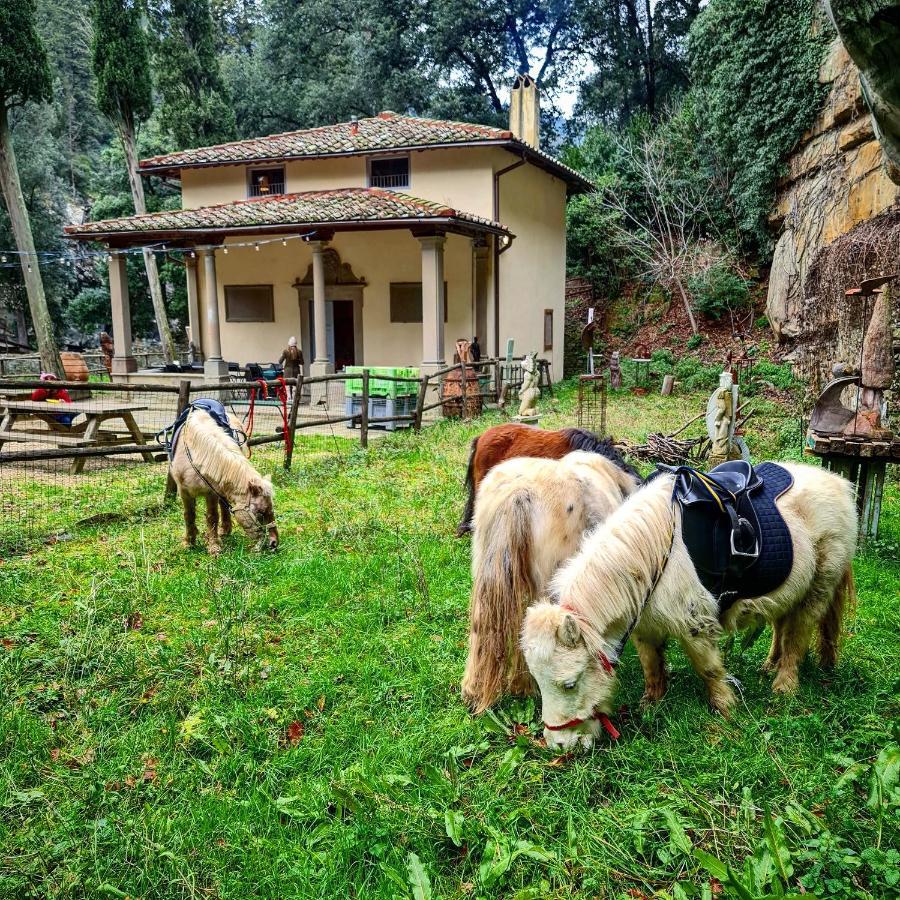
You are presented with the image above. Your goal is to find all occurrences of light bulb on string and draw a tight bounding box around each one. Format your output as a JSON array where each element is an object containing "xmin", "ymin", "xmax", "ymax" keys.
[
  {"xmin": 281, "ymin": 238, "xmax": 287, "ymax": 246},
  {"xmin": 223, "ymin": 246, "xmax": 229, "ymax": 255},
  {"xmin": 255, "ymin": 243, "xmax": 260, "ymax": 252}
]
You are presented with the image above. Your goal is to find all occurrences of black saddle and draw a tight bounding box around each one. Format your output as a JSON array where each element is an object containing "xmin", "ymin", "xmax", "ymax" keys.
[
  {"xmin": 663, "ymin": 460, "xmax": 794, "ymax": 610},
  {"xmin": 158, "ymin": 398, "xmax": 244, "ymax": 460}
]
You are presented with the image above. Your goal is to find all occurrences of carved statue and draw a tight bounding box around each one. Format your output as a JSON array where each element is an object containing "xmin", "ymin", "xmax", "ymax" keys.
[
  {"xmin": 706, "ymin": 371, "xmax": 748, "ymax": 466},
  {"xmin": 516, "ymin": 353, "xmax": 541, "ymax": 419},
  {"xmin": 609, "ymin": 351, "xmax": 622, "ymax": 389}
]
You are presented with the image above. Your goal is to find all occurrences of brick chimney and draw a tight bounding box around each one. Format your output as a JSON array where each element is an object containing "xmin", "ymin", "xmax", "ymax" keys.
[{"xmin": 509, "ymin": 74, "xmax": 539, "ymax": 149}]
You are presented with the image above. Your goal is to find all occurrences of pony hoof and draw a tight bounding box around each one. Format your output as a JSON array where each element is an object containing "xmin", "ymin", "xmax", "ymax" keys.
[
  {"xmin": 208, "ymin": 544, "xmax": 222, "ymax": 556},
  {"xmin": 455, "ymin": 523, "xmax": 472, "ymax": 537},
  {"xmin": 640, "ymin": 688, "xmax": 666, "ymax": 707},
  {"xmin": 772, "ymin": 675, "xmax": 798, "ymax": 695}
]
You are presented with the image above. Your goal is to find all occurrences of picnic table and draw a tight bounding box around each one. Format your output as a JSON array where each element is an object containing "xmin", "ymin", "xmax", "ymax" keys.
[{"xmin": 0, "ymin": 399, "xmax": 154, "ymax": 474}]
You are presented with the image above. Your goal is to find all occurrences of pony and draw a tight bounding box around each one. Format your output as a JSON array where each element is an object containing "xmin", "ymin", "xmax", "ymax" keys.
[
  {"xmin": 457, "ymin": 423, "xmax": 639, "ymax": 536},
  {"xmin": 521, "ymin": 463, "xmax": 857, "ymax": 749},
  {"xmin": 461, "ymin": 450, "xmax": 640, "ymax": 713},
  {"xmin": 169, "ymin": 406, "xmax": 279, "ymax": 554}
]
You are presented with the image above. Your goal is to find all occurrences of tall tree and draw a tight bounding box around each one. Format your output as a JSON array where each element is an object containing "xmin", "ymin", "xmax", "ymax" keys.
[
  {"xmin": 0, "ymin": 0, "xmax": 64, "ymax": 376},
  {"xmin": 91, "ymin": 0, "xmax": 176, "ymax": 363},
  {"xmin": 147, "ymin": 0, "xmax": 237, "ymax": 148}
]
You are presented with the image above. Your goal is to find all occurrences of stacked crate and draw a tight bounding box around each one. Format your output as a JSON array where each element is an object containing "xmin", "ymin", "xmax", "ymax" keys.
[{"xmin": 344, "ymin": 367, "xmax": 420, "ymax": 430}]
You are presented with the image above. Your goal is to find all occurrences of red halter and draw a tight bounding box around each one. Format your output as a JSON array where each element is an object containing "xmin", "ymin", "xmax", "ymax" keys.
[{"xmin": 543, "ymin": 709, "xmax": 620, "ymax": 740}]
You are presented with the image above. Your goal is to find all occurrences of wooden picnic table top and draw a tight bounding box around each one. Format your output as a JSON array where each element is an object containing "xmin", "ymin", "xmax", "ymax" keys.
[{"xmin": 1, "ymin": 399, "xmax": 148, "ymax": 415}]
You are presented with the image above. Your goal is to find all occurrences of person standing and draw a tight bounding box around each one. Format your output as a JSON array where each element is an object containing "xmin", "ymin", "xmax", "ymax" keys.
[
  {"xmin": 471, "ymin": 336, "xmax": 481, "ymax": 362},
  {"xmin": 279, "ymin": 337, "xmax": 304, "ymax": 397}
]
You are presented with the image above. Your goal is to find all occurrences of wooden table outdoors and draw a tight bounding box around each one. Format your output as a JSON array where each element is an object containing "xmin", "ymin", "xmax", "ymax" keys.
[{"xmin": 0, "ymin": 399, "xmax": 154, "ymax": 473}]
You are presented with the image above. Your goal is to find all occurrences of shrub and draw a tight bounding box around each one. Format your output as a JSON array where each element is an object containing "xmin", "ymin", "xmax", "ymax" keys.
[
  {"xmin": 748, "ymin": 360, "xmax": 801, "ymax": 392},
  {"xmin": 673, "ymin": 356, "xmax": 719, "ymax": 390},
  {"xmin": 688, "ymin": 262, "xmax": 751, "ymax": 320},
  {"xmin": 686, "ymin": 333, "xmax": 703, "ymax": 351}
]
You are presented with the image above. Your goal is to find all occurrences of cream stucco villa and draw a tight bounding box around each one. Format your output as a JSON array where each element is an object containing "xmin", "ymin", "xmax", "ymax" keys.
[{"xmin": 65, "ymin": 77, "xmax": 591, "ymax": 381}]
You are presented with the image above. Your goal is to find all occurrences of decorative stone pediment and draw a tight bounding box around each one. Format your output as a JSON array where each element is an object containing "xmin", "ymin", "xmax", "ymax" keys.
[{"xmin": 296, "ymin": 248, "xmax": 366, "ymax": 286}]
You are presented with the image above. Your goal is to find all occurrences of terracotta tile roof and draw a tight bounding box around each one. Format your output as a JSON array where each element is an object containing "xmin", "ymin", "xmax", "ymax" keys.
[
  {"xmin": 138, "ymin": 111, "xmax": 592, "ymax": 192},
  {"xmin": 64, "ymin": 187, "xmax": 511, "ymax": 241}
]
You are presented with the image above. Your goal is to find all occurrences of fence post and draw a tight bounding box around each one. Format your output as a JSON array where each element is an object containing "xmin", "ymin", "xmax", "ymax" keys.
[
  {"xmin": 164, "ymin": 379, "xmax": 192, "ymax": 500},
  {"xmin": 360, "ymin": 369, "xmax": 369, "ymax": 448},
  {"xmin": 459, "ymin": 359, "xmax": 470, "ymax": 421},
  {"xmin": 283, "ymin": 375, "xmax": 303, "ymax": 470},
  {"xmin": 494, "ymin": 358, "xmax": 502, "ymax": 404},
  {"xmin": 413, "ymin": 373, "xmax": 429, "ymax": 432}
]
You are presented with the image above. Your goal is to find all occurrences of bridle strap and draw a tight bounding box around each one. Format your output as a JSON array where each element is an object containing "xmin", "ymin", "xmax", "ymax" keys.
[{"xmin": 544, "ymin": 709, "xmax": 620, "ymax": 740}]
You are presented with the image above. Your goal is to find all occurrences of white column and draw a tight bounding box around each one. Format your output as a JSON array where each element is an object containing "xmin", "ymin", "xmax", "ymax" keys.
[
  {"xmin": 418, "ymin": 234, "xmax": 446, "ymax": 374},
  {"xmin": 109, "ymin": 251, "xmax": 137, "ymax": 376},
  {"xmin": 199, "ymin": 247, "xmax": 228, "ymax": 379},
  {"xmin": 185, "ymin": 253, "xmax": 201, "ymax": 359},
  {"xmin": 309, "ymin": 240, "xmax": 332, "ymax": 377},
  {"xmin": 473, "ymin": 241, "xmax": 489, "ymax": 351}
]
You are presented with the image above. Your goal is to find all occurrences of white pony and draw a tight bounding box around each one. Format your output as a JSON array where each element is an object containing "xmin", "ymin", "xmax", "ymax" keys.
[
  {"xmin": 522, "ymin": 463, "xmax": 857, "ymax": 749},
  {"xmin": 169, "ymin": 406, "xmax": 278, "ymax": 554},
  {"xmin": 461, "ymin": 451, "xmax": 639, "ymax": 713}
]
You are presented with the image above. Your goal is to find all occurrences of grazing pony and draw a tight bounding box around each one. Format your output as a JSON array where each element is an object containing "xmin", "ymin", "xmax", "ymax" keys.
[
  {"xmin": 169, "ymin": 406, "xmax": 279, "ymax": 554},
  {"xmin": 522, "ymin": 463, "xmax": 857, "ymax": 749},
  {"xmin": 461, "ymin": 451, "xmax": 640, "ymax": 713},
  {"xmin": 457, "ymin": 423, "xmax": 639, "ymax": 535}
]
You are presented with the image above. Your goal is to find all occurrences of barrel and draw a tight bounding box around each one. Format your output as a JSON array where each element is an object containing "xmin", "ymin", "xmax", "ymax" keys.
[{"xmin": 60, "ymin": 351, "xmax": 89, "ymax": 382}]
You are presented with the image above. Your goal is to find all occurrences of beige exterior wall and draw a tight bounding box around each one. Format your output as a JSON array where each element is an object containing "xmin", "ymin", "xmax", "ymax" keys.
[
  {"xmin": 181, "ymin": 146, "xmax": 568, "ymax": 378},
  {"xmin": 198, "ymin": 230, "xmax": 475, "ymax": 368},
  {"xmin": 497, "ymin": 161, "xmax": 568, "ymax": 378}
]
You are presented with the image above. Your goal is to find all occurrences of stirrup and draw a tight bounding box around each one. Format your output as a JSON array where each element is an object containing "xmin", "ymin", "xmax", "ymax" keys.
[{"xmin": 730, "ymin": 518, "xmax": 759, "ymax": 559}]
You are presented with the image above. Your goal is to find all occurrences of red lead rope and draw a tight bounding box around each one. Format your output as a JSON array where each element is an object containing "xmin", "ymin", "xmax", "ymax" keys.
[
  {"xmin": 275, "ymin": 376, "xmax": 291, "ymax": 457},
  {"xmin": 544, "ymin": 710, "xmax": 620, "ymax": 740}
]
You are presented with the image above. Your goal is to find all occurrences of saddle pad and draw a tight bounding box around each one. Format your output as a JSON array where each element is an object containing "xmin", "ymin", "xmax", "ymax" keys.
[
  {"xmin": 730, "ymin": 461, "xmax": 794, "ymax": 601},
  {"xmin": 163, "ymin": 398, "xmax": 240, "ymax": 459}
]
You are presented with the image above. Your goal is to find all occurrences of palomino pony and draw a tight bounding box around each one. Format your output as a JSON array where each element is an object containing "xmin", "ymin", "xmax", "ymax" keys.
[
  {"xmin": 461, "ymin": 450, "xmax": 640, "ymax": 713},
  {"xmin": 457, "ymin": 423, "xmax": 639, "ymax": 535},
  {"xmin": 522, "ymin": 463, "xmax": 857, "ymax": 749},
  {"xmin": 169, "ymin": 404, "xmax": 279, "ymax": 554}
]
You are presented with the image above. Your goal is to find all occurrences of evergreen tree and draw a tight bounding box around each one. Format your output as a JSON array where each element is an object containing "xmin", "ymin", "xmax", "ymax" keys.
[
  {"xmin": 91, "ymin": 0, "xmax": 176, "ymax": 363},
  {"xmin": 0, "ymin": 0, "xmax": 64, "ymax": 376},
  {"xmin": 147, "ymin": 0, "xmax": 237, "ymax": 147}
]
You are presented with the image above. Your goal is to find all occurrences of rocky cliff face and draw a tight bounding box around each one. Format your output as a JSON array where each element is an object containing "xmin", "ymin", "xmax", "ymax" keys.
[{"xmin": 766, "ymin": 39, "xmax": 899, "ymax": 381}]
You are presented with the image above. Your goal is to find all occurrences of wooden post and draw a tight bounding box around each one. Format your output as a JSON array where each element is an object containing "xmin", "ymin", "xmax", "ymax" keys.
[
  {"xmin": 494, "ymin": 358, "xmax": 501, "ymax": 404},
  {"xmin": 661, "ymin": 374, "xmax": 675, "ymax": 396},
  {"xmin": 459, "ymin": 359, "xmax": 469, "ymax": 421},
  {"xmin": 283, "ymin": 375, "xmax": 303, "ymax": 470},
  {"xmin": 164, "ymin": 379, "xmax": 192, "ymax": 500},
  {"xmin": 413, "ymin": 373, "xmax": 429, "ymax": 432},
  {"xmin": 360, "ymin": 369, "xmax": 369, "ymax": 448}
]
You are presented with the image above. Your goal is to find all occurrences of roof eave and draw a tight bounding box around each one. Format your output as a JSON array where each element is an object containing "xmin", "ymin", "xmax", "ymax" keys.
[
  {"xmin": 63, "ymin": 216, "xmax": 513, "ymax": 247},
  {"xmin": 138, "ymin": 138, "xmax": 594, "ymax": 193}
]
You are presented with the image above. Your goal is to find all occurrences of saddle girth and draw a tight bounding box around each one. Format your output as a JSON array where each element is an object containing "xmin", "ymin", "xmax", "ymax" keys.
[{"xmin": 663, "ymin": 461, "xmax": 794, "ymax": 612}]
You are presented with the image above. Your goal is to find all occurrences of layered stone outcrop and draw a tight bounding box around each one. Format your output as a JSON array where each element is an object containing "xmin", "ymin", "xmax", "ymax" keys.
[{"xmin": 766, "ymin": 40, "xmax": 900, "ymax": 350}]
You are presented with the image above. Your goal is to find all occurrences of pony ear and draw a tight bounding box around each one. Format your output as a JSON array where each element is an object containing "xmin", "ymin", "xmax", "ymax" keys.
[
  {"xmin": 248, "ymin": 481, "xmax": 262, "ymax": 497},
  {"xmin": 557, "ymin": 613, "xmax": 581, "ymax": 648}
]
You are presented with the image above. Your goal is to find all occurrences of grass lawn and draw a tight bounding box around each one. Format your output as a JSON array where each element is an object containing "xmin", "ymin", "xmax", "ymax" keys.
[{"xmin": 1, "ymin": 385, "xmax": 897, "ymax": 898}]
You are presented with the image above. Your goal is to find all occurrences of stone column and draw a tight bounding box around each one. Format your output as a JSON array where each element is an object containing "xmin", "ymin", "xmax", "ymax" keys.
[
  {"xmin": 473, "ymin": 241, "xmax": 490, "ymax": 352},
  {"xmin": 309, "ymin": 240, "xmax": 332, "ymax": 378},
  {"xmin": 418, "ymin": 234, "xmax": 446, "ymax": 375},
  {"xmin": 185, "ymin": 253, "xmax": 201, "ymax": 360},
  {"xmin": 199, "ymin": 247, "xmax": 229, "ymax": 380},
  {"xmin": 109, "ymin": 251, "xmax": 137, "ymax": 376}
]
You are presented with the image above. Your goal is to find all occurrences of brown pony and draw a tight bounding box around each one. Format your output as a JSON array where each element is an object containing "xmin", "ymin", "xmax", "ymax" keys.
[{"xmin": 457, "ymin": 423, "xmax": 639, "ymax": 535}]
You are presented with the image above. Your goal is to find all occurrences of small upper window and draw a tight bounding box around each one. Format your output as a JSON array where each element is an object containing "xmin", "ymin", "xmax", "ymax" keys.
[
  {"xmin": 248, "ymin": 167, "xmax": 285, "ymax": 198},
  {"xmin": 369, "ymin": 156, "xmax": 409, "ymax": 189}
]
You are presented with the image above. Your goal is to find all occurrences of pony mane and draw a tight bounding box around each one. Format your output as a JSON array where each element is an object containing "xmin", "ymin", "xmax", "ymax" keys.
[
  {"xmin": 562, "ymin": 429, "xmax": 641, "ymax": 483},
  {"xmin": 549, "ymin": 473, "xmax": 676, "ymax": 660},
  {"xmin": 182, "ymin": 409, "xmax": 268, "ymax": 499}
]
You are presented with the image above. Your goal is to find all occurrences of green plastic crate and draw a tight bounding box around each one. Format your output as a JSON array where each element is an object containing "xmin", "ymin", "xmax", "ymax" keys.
[{"xmin": 344, "ymin": 366, "xmax": 420, "ymax": 398}]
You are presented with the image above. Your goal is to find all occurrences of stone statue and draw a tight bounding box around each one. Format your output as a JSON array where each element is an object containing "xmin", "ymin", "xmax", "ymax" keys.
[
  {"xmin": 609, "ymin": 351, "xmax": 622, "ymax": 389},
  {"xmin": 516, "ymin": 353, "xmax": 540, "ymax": 420},
  {"xmin": 706, "ymin": 371, "xmax": 748, "ymax": 466}
]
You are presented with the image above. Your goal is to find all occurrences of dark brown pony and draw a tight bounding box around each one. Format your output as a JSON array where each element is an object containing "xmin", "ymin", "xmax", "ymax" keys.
[{"xmin": 457, "ymin": 423, "xmax": 640, "ymax": 535}]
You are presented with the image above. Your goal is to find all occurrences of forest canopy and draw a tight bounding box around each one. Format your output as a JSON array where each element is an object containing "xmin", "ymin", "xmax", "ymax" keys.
[{"xmin": 0, "ymin": 0, "xmax": 830, "ymax": 346}]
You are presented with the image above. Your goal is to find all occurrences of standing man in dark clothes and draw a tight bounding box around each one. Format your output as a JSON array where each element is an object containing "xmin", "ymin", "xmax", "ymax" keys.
[{"xmin": 471, "ymin": 336, "xmax": 481, "ymax": 362}]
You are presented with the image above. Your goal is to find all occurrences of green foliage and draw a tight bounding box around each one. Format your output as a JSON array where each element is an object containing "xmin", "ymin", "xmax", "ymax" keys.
[
  {"xmin": 688, "ymin": 262, "xmax": 751, "ymax": 320},
  {"xmin": 686, "ymin": 333, "xmax": 703, "ymax": 351},
  {"xmin": 674, "ymin": 355, "xmax": 718, "ymax": 389},
  {"xmin": 747, "ymin": 360, "xmax": 802, "ymax": 394},
  {"xmin": 0, "ymin": 0, "xmax": 52, "ymax": 110},
  {"xmin": 689, "ymin": 0, "xmax": 832, "ymax": 254},
  {"xmin": 147, "ymin": 0, "xmax": 236, "ymax": 147},
  {"xmin": 90, "ymin": 0, "xmax": 153, "ymax": 129}
]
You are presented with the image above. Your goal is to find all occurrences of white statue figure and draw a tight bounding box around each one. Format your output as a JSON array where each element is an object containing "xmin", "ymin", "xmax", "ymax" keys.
[
  {"xmin": 706, "ymin": 370, "xmax": 748, "ymax": 466},
  {"xmin": 516, "ymin": 353, "xmax": 541, "ymax": 420}
]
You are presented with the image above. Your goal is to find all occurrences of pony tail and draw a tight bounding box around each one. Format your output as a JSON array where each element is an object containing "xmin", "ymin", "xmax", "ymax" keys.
[
  {"xmin": 457, "ymin": 436, "xmax": 480, "ymax": 536},
  {"xmin": 819, "ymin": 564, "xmax": 856, "ymax": 668},
  {"xmin": 462, "ymin": 490, "xmax": 536, "ymax": 713}
]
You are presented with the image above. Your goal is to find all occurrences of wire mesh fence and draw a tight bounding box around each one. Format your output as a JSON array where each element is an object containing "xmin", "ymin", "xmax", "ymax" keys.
[{"xmin": 0, "ymin": 359, "xmax": 552, "ymax": 556}]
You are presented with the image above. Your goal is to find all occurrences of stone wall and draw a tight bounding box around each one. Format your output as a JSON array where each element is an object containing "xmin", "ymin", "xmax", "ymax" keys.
[{"xmin": 766, "ymin": 38, "xmax": 900, "ymax": 376}]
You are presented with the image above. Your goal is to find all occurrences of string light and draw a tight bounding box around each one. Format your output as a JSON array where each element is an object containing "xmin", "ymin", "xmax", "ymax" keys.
[
  {"xmin": 255, "ymin": 242, "xmax": 260, "ymax": 251},
  {"xmin": 223, "ymin": 246, "xmax": 229, "ymax": 254}
]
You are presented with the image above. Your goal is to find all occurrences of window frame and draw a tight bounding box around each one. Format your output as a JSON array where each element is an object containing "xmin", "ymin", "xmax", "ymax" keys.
[
  {"xmin": 367, "ymin": 154, "xmax": 411, "ymax": 190},
  {"xmin": 224, "ymin": 284, "xmax": 276, "ymax": 323},
  {"xmin": 543, "ymin": 308, "xmax": 554, "ymax": 351},
  {"xmin": 246, "ymin": 166, "xmax": 286, "ymax": 198}
]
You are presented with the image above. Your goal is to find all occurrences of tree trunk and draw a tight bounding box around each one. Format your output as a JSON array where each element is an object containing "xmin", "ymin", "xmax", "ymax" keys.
[
  {"xmin": 118, "ymin": 121, "xmax": 177, "ymax": 364},
  {"xmin": 0, "ymin": 104, "xmax": 63, "ymax": 377},
  {"xmin": 674, "ymin": 277, "xmax": 699, "ymax": 335}
]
